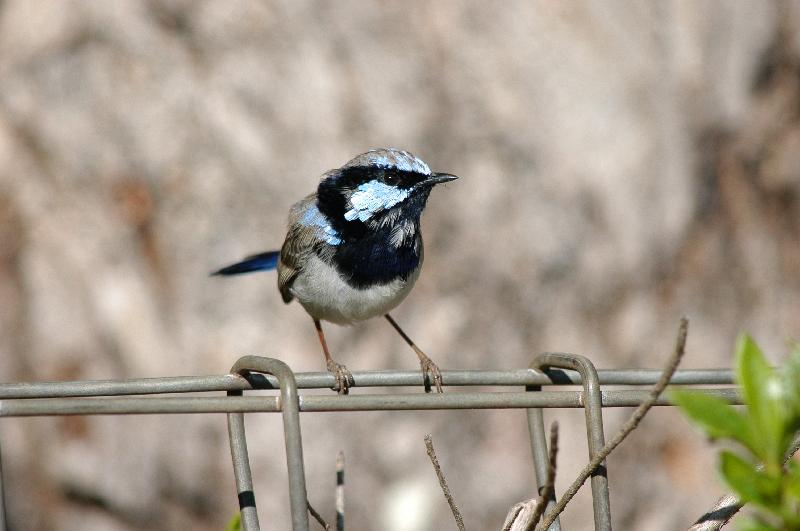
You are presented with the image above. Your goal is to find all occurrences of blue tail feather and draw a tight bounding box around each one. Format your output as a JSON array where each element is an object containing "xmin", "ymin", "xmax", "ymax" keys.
[{"xmin": 212, "ymin": 251, "xmax": 280, "ymax": 276}]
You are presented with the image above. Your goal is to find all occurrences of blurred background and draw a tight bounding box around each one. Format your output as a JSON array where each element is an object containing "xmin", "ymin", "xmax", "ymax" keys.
[{"xmin": 1, "ymin": 1, "xmax": 799, "ymax": 529}]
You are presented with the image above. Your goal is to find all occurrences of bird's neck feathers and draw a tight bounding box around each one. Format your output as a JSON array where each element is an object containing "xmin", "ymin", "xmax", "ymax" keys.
[
  {"xmin": 316, "ymin": 166, "xmax": 431, "ymax": 239},
  {"xmin": 314, "ymin": 166, "xmax": 431, "ymax": 288}
]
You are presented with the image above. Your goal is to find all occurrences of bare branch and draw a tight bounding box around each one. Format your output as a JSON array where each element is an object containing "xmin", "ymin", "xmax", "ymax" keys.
[
  {"xmin": 500, "ymin": 422, "xmax": 559, "ymax": 531},
  {"xmin": 527, "ymin": 422, "xmax": 559, "ymax": 530},
  {"xmin": 425, "ymin": 434, "xmax": 467, "ymax": 531},
  {"xmin": 502, "ymin": 499, "xmax": 539, "ymax": 531},
  {"xmin": 687, "ymin": 493, "xmax": 741, "ymax": 531},
  {"xmin": 536, "ymin": 317, "xmax": 689, "ymax": 530},
  {"xmin": 308, "ymin": 500, "xmax": 331, "ymax": 531}
]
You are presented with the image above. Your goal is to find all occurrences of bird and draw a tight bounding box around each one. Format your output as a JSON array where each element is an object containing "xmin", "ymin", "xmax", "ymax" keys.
[{"xmin": 213, "ymin": 148, "xmax": 458, "ymax": 394}]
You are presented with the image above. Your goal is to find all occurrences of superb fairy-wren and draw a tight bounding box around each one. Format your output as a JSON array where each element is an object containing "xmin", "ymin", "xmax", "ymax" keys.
[{"xmin": 213, "ymin": 148, "xmax": 457, "ymax": 394}]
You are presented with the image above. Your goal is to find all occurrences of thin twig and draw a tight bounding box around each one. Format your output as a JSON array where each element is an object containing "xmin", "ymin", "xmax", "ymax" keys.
[
  {"xmin": 336, "ymin": 451, "xmax": 345, "ymax": 531},
  {"xmin": 502, "ymin": 500, "xmax": 538, "ymax": 531},
  {"xmin": 308, "ymin": 500, "xmax": 331, "ymax": 531},
  {"xmin": 536, "ymin": 317, "xmax": 689, "ymax": 530},
  {"xmin": 425, "ymin": 434, "xmax": 467, "ymax": 531},
  {"xmin": 527, "ymin": 422, "xmax": 559, "ymax": 530},
  {"xmin": 504, "ymin": 422, "xmax": 560, "ymax": 531},
  {"xmin": 503, "ymin": 422, "xmax": 558, "ymax": 531},
  {"xmin": 687, "ymin": 493, "xmax": 741, "ymax": 531},
  {"xmin": 688, "ymin": 435, "xmax": 800, "ymax": 530}
]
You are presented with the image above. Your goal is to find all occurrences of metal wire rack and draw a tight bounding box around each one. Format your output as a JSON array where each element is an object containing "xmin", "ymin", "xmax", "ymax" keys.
[{"xmin": 0, "ymin": 353, "xmax": 739, "ymax": 531}]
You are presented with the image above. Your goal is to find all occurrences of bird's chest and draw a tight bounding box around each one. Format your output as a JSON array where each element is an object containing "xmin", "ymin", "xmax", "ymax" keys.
[
  {"xmin": 290, "ymin": 254, "xmax": 421, "ymax": 325},
  {"xmin": 330, "ymin": 228, "xmax": 422, "ymax": 289}
]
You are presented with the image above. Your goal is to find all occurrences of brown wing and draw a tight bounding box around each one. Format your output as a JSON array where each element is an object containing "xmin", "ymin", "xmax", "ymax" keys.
[{"xmin": 277, "ymin": 194, "xmax": 321, "ymax": 303}]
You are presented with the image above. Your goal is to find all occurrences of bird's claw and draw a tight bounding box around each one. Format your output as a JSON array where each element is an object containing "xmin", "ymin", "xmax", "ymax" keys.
[
  {"xmin": 327, "ymin": 359, "xmax": 354, "ymax": 395},
  {"xmin": 418, "ymin": 354, "xmax": 443, "ymax": 394}
]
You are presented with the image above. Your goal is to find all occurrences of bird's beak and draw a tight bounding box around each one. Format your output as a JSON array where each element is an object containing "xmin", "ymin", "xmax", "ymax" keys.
[{"xmin": 424, "ymin": 172, "xmax": 458, "ymax": 186}]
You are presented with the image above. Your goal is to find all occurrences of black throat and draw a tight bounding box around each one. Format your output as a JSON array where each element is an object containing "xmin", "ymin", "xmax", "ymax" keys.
[
  {"xmin": 328, "ymin": 223, "xmax": 422, "ymax": 289},
  {"xmin": 316, "ymin": 166, "xmax": 431, "ymax": 288}
]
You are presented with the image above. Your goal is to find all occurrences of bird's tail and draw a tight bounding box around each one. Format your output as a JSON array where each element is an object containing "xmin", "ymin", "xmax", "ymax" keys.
[{"xmin": 212, "ymin": 251, "xmax": 280, "ymax": 276}]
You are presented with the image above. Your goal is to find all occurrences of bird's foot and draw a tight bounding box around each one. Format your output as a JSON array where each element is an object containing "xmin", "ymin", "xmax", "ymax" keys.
[
  {"xmin": 415, "ymin": 348, "xmax": 443, "ymax": 393},
  {"xmin": 326, "ymin": 359, "xmax": 355, "ymax": 395}
]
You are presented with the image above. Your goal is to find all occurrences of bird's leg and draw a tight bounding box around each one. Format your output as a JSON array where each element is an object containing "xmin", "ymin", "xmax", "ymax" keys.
[
  {"xmin": 314, "ymin": 319, "xmax": 354, "ymax": 395},
  {"xmin": 384, "ymin": 313, "xmax": 443, "ymax": 393}
]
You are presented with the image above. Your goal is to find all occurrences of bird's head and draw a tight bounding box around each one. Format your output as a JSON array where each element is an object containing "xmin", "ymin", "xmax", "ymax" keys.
[{"xmin": 317, "ymin": 148, "xmax": 457, "ymax": 237}]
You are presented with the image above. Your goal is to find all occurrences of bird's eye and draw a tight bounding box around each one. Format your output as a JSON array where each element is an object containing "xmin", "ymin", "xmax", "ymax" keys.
[{"xmin": 384, "ymin": 173, "xmax": 399, "ymax": 185}]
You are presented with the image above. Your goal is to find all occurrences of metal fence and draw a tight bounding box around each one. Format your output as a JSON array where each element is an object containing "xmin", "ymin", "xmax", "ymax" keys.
[{"xmin": 0, "ymin": 353, "xmax": 739, "ymax": 531}]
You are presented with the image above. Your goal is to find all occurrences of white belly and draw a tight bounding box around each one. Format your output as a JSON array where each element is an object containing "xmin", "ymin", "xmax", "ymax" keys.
[{"xmin": 289, "ymin": 255, "xmax": 420, "ymax": 325}]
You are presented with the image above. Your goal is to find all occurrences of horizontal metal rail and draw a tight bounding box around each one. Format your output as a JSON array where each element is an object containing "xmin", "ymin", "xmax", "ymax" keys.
[
  {"xmin": 0, "ymin": 388, "xmax": 740, "ymax": 416},
  {"xmin": 0, "ymin": 364, "xmax": 740, "ymax": 531},
  {"xmin": 0, "ymin": 368, "xmax": 734, "ymax": 399}
]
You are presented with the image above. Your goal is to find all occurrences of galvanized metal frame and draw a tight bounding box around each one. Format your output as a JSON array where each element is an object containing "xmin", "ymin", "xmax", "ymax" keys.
[
  {"xmin": 532, "ymin": 353, "xmax": 611, "ymax": 530},
  {"xmin": 229, "ymin": 356, "xmax": 309, "ymax": 531},
  {"xmin": 0, "ymin": 354, "xmax": 739, "ymax": 531}
]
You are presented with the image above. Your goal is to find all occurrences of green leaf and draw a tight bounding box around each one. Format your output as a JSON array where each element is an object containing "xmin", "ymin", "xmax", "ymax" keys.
[
  {"xmin": 226, "ymin": 513, "xmax": 242, "ymax": 531},
  {"xmin": 736, "ymin": 334, "xmax": 790, "ymax": 465},
  {"xmin": 784, "ymin": 461, "xmax": 800, "ymax": 501},
  {"xmin": 783, "ymin": 344, "xmax": 800, "ymax": 423},
  {"xmin": 736, "ymin": 516, "xmax": 780, "ymax": 531},
  {"xmin": 670, "ymin": 389, "xmax": 756, "ymax": 451},
  {"xmin": 719, "ymin": 451, "xmax": 780, "ymax": 507}
]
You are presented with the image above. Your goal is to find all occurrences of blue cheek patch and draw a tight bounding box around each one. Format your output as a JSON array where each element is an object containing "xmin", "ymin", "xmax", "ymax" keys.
[
  {"xmin": 301, "ymin": 204, "xmax": 342, "ymax": 245},
  {"xmin": 344, "ymin": 180, "xmax": 410, "ymax": 222}
]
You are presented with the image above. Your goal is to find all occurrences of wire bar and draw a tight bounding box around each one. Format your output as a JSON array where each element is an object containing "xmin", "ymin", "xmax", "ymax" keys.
[
  {"xmin": 0, "ymin": 362, "xmax": 742, "ymax": 531},
  {"xmin": 532, "ymin": 353, "xmax": 611, "ymax": 531},
  {"xmin": 0, "ymin": 369, "xmax": 735, "ymax": 399},
  {"xmin": 229, "ymin": 357, "xmax": 310, "ymax": 531},
  {"xmin": 228, "ymin": 399, "xmax": 260, "ymax": 531},
  {"xmin": 527, "ymin": 405, "xmax": 562, "ymax": 531},
  {"xmin": 0, "ymin": 438, "xmax": 6, "ymax": 531},
  {"xmin": 0, "ymin": 388, "xmax": 740, "ymax": 417}
]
